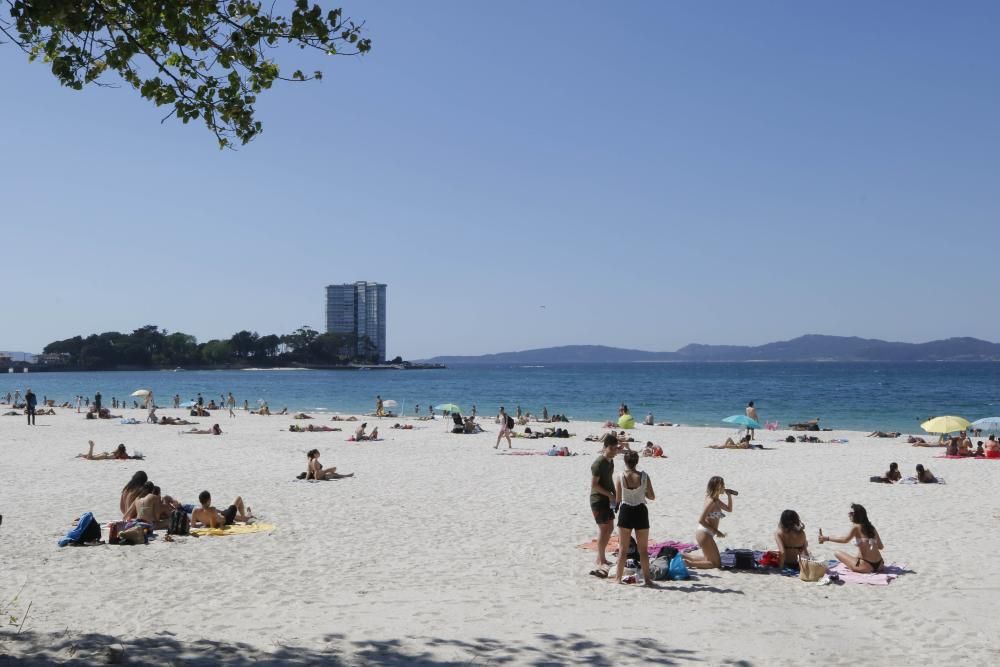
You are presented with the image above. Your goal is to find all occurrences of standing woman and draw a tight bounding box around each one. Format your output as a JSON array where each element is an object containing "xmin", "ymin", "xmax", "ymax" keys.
[
  {"xmin": 683, "ymin": 476, "xmax": 736, "ymax": 569},
  {"xmin": 818, "ymin": 503, "xmax": 884, "ymax": 572},
  {"xmin": 120, "ymin": 471, "xmax": 148, "ymax": 517},
  {"xmin": 613, "ymin": 450, "xmax": 656, "ymax": 586}
]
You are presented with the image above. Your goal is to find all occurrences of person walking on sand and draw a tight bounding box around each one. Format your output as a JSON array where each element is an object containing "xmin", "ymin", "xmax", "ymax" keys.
[
  {"xmin": 746, "ymin": 401, "xmax": 759, "ymax": 438},
  {"xmin": 94, "ymin": 391, "xmax": 102, "ymax": 414},
  {"xmin": 495, "ymin": 406, "xmax": 513, "ymax": 449},
  {"xmin": 375, "ymin": 395, "xmax": 384, "ymax": 417},
  {"xmin": 589, "ymin": 434, "xmax": 619, "ymax": 575},
  {"xmin": 25, "ymin": 388, "xmax": 36, "ymax": 425},
  {"xmin": 227, "ymin": 392, "xmax": 236, "ymax": 418}
]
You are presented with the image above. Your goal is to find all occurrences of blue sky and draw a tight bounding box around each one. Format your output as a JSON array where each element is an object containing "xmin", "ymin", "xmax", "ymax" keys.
[{"xmin": 2, "ymin": 1, "xmax": 998, "ymax": 358}]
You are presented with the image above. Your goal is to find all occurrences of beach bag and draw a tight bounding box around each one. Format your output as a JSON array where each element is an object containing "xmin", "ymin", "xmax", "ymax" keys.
[
  {"xmin": 654, "ymin": 545, "xmax": 678, "ymax": 560},
  {"xmin": 667, "ymin": 553, "xmax": 689, "ymax": 580},
  {"xmin": 168, "ymin": 509, "xmax": 190, "ymax": 536},
  {"xmin": 799, "ymin": 558, "xmax": 827, "ymax": 582},
  {"xmin": 118, "ymin": 525, "xmax": 146, "ymax": 545},
  {"xmin": 759, "ymin": 551, "xmax": 781, "ymax": 568},
  {"xmin": 506, "ymin": 415, "xmax": 514, "ymax": 429},
  {"xmin": 722, "ymin": 548, "xmax": 755, "ymax": 570},
  {"xmin": 58, "ymin": 512, "xmax": 102, "ymax": 547},
  {"xmin": 649, "ymin": 556, "xmax": 672, "ymax": 581}
]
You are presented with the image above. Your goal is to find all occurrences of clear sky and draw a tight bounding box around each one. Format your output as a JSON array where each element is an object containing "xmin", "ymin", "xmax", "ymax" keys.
[{"xmin": 2, "ymin": 1, "xmax": 998, "ymax": 358}]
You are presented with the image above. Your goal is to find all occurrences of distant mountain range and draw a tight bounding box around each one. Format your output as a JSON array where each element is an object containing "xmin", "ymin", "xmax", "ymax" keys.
[{"xmin": 423, "ymin": 335, "xmax": 1000, "ymax": 364}]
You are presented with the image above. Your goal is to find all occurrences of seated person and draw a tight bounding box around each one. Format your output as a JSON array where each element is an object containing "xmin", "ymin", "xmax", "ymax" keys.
[
  {"xmin": 206, "ymin": 400, "xmax": 219, "ymax": 410},
  {"xmin": 974, "ymin": 442, "xmax": 985, "ymax": 457},
  {"xmin": 957, "ymin": 435, "xmax": 974, "ymax": 456},
  {"xmin": 305, "ymin": 449, "xmax": 354, "ymax": 479},
  {"xmin": 182, "ymin": 423, "xmax": 222, "ymax": 435},
  {"xmin": 915, "ymin": 464, "xmax": 938, "ymax": 483},
  {"xmin": 986, "ymin": 436, "xmax": 1000, "ymax": 458},
  {"xmin": 125, "ymin": 483, "xmax": 164, "ymax": 527},
  {"xmin": 77, "ymin": 440, "xmax": 140, "ymax": 460},
  {"xmin": 191, "ymin": 490, "xmax": 252, "ymax": 528},
  {"xmin": 641, "ymin": 441, "xmax": 665, "ymax": 457},
  {"xmin": 355, "ymin": 423, "xmax": 369, "ymax": 440},
  {"xmin": 880, "ymin": 462, "xmax": 901, "ymax": 483},
  {"xmin": 775, "ymin": 509, "xmax": 810, "ymax": 567},
  {"xmin": 946, "ymin": 436, "xmax": 960, "ymax": 456}
]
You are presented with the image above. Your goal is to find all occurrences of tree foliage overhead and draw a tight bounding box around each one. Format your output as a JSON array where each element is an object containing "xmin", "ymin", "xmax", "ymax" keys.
[
  {"xmin": 41, "ymin": 324, "xmax": 383, "ymax": 369},
  {"xmin": 1, "ymin": 1, "xmax": 371, "ymax": 147}
]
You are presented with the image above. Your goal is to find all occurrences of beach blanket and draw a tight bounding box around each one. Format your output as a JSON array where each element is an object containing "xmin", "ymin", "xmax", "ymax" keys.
[
  {"xmin": 899, "ymin": 476, "xmax": 946, "ymax": 484},
  {"xmin": 497, "ymin": 451, "xmax": 547, "ymax": 456},
  {"xmin": 191, "ymin": 523, "xmax": 275, "ymax": 537},
  {"xmin": 119, "ymin": 418, "xmax": 142, "ymax": 425},
  {"xmin": 828, "ymin": 562, "xmax": 907, "ymax": 586},
  {"xmin": 934, "ymin": 455, "xmax": 995, "ymax": 460},
  {"xmin": 576, "ymin": 535, "xmax": 696, "ymax": 556}
]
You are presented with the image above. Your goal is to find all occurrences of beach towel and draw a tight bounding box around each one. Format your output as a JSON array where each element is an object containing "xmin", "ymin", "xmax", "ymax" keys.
[
  {"xmin": 934, "ymin": 455, "xmax": 993, "ymax": 460},
  {"xmin": 827, "ymin": 562, "xmax": 907, "ymax": 585},
  {"xmin": 191, "ymin": 523, "xmax": 275, "ymax": 537},
  {"xmin": 497, "ymin": 451, "xmax": 547, "ymax": 456},
  {"xmin": 899, "ymin": 476, "xmax": 946, "ymax": 484},
  {"xmin": 119, "ymin": 418, "xmax": 142, "ymax": 425},
  {"xmin": 577, "ymin": 535, "xmax": 697, "ymax": 555}
]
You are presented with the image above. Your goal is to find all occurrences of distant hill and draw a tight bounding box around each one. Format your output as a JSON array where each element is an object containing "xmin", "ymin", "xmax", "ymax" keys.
[{"xmin": 424, "ymin": 335, "xmax": 1000, "ymax": 364}]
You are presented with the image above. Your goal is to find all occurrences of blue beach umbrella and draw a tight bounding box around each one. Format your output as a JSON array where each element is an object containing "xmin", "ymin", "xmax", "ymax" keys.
[
  {"xmin": 722, "ymin": 415, "xmax": 762, "ymax": 429},
  {"xmin": 970, "ymin": 417, "xmax": 1000, "ymax": 432}
]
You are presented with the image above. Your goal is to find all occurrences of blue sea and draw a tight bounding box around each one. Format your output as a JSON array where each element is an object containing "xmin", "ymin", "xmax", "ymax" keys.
[{"xmin": 5, "ymin": 363, "xmax": 999, "ymax": 432}]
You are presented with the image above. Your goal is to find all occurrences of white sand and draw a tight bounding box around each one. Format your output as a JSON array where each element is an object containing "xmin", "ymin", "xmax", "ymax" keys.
[{"xmin": 0, "ymin": 408, "xmax": 997, "ymax": 664}]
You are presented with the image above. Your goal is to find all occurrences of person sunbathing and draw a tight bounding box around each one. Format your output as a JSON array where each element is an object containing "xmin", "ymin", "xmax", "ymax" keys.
[
  {"xmin": 306, "ymin": 424, "xmax": 340, "ymax": 432},
  {"xmin": 391, "ymin": 423, "xmax": 413, "ymax": 430},
  {"xmin": 915, "ymin": 464, "xmax": 938, "ymax": 483},
  {"xmin": 77, "ymin": 440, "xmax": 141, "ymax": 460},
  {"xmin": 775, "ymin": 509, "xmax": 810, "ymax": 567},
  {"xmin": 974, "ymin": 442, "xmax": 985, "ymax": 457},
  {"xmin": 908, "ymin": 436, "xmax": 935, "ymax": 446},
  {"xmin": 957, "ymin": 436, "xmax": 973, "ymax": 456},
  {"xmin": 182, "ymin": 424, "xmax": 222, "ymax": 435},
  {"xmin": 293, "ymin": 412, "xmax": 313, "ymax": 420},
  {"xmin": 797, "ymin": 435, "xmax": 822, "ymax": 443},
  {"xmin": 709, "ymin": 434, "xmax": 752, "ymax": 449},
  {"xmin": 818, "ymin": 504, "xmax": 884, "ymax": 573},
  {"xmin": 191, "ymin": 490, "xmax": 252, "ymax": 528},
  {"xmin": 160, "ymin": 416, "xmax": 196, "ymax": 426},
  {"xmin": 868, "ymin": 431, "xmax": 901, "ymax": 438},
  {"xmin": 304, "ymin": 449, "xmax": 354, "ymax": 480}
]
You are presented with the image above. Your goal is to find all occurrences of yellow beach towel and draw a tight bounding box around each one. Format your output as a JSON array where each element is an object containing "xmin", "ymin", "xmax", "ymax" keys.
[{"xmin": 191, "ymin": 523, "xmax": 275, "ymax": 537}]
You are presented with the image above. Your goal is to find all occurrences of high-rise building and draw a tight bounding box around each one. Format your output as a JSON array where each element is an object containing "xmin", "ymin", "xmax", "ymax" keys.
[{"xmin": 325, "ymin": 282, "xmax": 387, "ymax": 362}]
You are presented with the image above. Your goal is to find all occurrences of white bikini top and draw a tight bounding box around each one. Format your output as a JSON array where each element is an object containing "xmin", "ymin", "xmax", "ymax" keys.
[{"xmin": 619, "ymin": 471, "xmax": 648, "ymax": 506}]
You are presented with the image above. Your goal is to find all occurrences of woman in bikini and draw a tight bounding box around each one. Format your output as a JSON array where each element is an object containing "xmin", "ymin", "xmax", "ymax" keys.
[
  {"xmin": 119, "ymin": 470, "xmax": 149, "ymax": 517},
  {"xmin": 818, "ymin": 503, "xmax": 884, "ymax": 573},
  {"xmin": 612, "ymin": 450, "xmax": 656, "ymax": 586},
  {"xmin": 775, "ymin": 509, "xmax": 810, "ymax": 567},
  {"xmin": 306, "ymin": 449, "xmax": 354, "ymax": 480},
  {"xmin": 683, "ymin": 476, "xmax": 736, "ymax": 569},
  {"xmin": 77, "ymin": 441, "xmax": 138, "ymax": 460}
]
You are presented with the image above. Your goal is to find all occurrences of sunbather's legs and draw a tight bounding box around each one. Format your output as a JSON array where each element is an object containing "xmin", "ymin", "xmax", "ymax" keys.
[{"xmin": 231, "ymin": 496, "xmax": 252, "ymax": 522}]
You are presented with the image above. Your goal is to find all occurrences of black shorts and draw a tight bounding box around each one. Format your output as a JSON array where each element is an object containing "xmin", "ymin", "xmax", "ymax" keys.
[
  {"xmin": 591, "ymin": 498, "xmax": 615, "ymax": 525},
  {"xmin": 617, "ymin": 503, "xmax": 649, "ymax": 531},
  {"xmin": 221, "ymin": 505, "xmax": 238, "ymax": 525}
]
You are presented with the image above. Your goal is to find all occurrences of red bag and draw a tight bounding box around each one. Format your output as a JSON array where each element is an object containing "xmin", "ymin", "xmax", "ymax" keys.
[{"xmin": 759, "ymin": 551, "xmax": 781, "ymax": 568}]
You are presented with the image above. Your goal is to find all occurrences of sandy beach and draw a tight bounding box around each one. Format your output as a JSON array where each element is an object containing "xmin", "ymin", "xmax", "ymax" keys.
[{"xmin": 0, "ymin": 407, "xmax": 997, "ymax": 665}]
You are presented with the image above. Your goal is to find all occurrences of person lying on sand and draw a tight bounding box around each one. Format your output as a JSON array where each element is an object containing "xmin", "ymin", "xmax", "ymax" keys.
[
  {"xmin": 798, "ymin": 435, "xmax": 822, "ymax": 443},
  {"xmin": 868, "ymin": 431, "xmax": 901, "ymax": 438},
  {"xmin": 302, "ymin": 449, "xmax": 354, "ymax": 480},
  {"xmin": 392, "ymin": 423, "xmax": 413, "ymax": 430},
  {"xmin": 305, "ymin": 424, "xmax": 340, "ymax": 432},
  {"xmin": 77, "ymin": 440, "xmax": 142, "ymax": 460},
  {"xmin": 182, "ymin": 424, "xmax": 222, "ymax": 435},
  {"xmin": 908, "ymin": 436, "xmax": 935, "ymax": 446},
  {"xmin": 708, "ymin": 434, "xmax": 752, "ymax": 449},
  {"xmin": 191, "ymin": 490, "xmax": 252, "ymax": 528},
  {"xmin": 160, "ymin": 416, "xmax": 196, "ymax": 426},
  {"xmin": 293, "ymin": 413, "xmax": 313, "ymax": 419},
  {"xmin": 915, "ymin": 464, "xmax": 938, "ymax": 483}
]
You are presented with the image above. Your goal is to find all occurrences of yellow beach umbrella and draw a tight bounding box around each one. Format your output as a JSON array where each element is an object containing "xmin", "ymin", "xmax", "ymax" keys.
[{"xmin": 920, "ymin": 415, "xmax": 970, "ymax": 434}]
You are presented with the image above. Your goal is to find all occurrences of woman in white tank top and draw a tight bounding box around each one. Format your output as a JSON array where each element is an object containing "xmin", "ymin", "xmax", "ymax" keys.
[{"xmin": 613, "ymin": 450, "xmax": 656, "ymax": 586}]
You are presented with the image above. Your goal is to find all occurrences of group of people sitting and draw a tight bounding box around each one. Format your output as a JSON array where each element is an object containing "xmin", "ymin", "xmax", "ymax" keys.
[
  {"xmin": 119, "ymin": 470, "xmax": 252, "ymax": 531},
  {"xmin": 873, "ymin": 461, "xmax": 939, "ymax": 483}
]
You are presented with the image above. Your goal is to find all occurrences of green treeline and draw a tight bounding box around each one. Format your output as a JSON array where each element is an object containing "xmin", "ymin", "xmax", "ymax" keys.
[{"xmin": 42, "ymin": 325, "xmax": 392, "ymax": 370}]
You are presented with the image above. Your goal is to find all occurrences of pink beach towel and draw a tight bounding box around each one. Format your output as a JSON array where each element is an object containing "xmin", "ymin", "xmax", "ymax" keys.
[
  {"xmin": 647, "ymin": 539, "xmax": 697, "ymax": 555},
  {"xmin": 828, "ymin": 562, "xmax": 907, "ymax": 586}
]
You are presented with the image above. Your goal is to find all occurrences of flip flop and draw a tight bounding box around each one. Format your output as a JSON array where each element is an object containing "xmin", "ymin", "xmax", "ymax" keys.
[{"xmin": 589, "ymin": 569, "xmax": 608, "ymax": 579}]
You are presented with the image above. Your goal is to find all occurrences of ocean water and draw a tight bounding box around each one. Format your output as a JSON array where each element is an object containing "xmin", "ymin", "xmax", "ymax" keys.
[{"xmin": 6, "ymin": 363, "xmax": 1000, "ymax": 433}]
